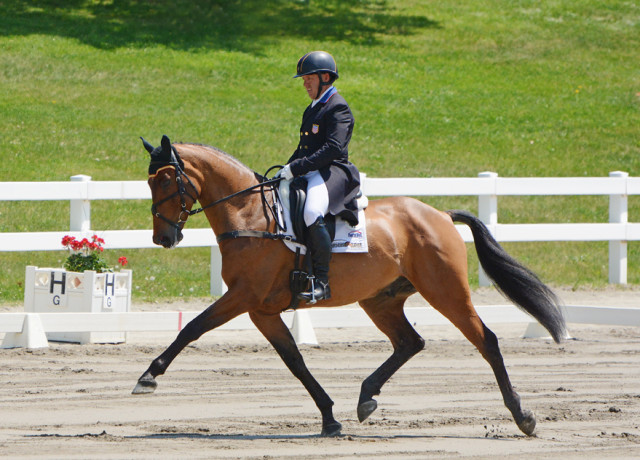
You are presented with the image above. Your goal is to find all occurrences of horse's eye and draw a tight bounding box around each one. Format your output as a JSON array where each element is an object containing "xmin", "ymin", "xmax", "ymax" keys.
[{"xmin": 161, "ymin": 178, "xmax": 171, "ymax": 188}]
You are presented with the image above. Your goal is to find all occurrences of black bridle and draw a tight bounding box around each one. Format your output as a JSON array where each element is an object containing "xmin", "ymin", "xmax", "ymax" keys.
[{"xmin": 149, "ymin": 158, "xmax": 284, "ymax": 232}]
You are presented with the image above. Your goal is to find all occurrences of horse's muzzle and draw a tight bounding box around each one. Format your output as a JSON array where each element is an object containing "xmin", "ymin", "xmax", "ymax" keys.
[{"xmin": 153, "ymin": 230, "xmax": 184, "ymax": 248}]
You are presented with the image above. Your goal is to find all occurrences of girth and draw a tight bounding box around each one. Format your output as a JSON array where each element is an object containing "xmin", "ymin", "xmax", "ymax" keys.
[{"xmin": 216, "ymin": 230, "xmax": 293, "ymax": 244}]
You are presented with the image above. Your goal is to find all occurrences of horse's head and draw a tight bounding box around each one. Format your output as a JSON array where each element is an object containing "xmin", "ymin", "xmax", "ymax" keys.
[{"xmin": 143, "ymin": 135, "xmax": 198, "ymax": 248}]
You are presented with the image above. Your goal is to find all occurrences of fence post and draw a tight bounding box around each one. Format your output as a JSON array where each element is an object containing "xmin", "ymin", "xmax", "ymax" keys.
[
  {"xmin": 609, "ymin": 171, "xmax": 628, "ymax": 284},
  {"xmin": 478, "ymin": 172, "xmax": 498, "ymax": 287},
  {"xmin": 70, "ymin": 175, "xmax": 92, "ymax": 233},
  {"xmin": 210, "ymin": 246, "xmax": 228, "ymax": 296}
]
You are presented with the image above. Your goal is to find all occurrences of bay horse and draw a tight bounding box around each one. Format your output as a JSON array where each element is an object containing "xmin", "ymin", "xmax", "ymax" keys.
[{"xmin": 133, "ymin": 135, "xmax": 566, "ymax": 437}]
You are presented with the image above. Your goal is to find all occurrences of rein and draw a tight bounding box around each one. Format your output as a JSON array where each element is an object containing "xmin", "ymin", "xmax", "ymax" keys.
[
  {"xmin": 150, "ymin": 158, "xmax": 286, "ymax": 237},
  {"xmin": 191, "ymin": 176, "xmax": 283, "ymax": 216}
]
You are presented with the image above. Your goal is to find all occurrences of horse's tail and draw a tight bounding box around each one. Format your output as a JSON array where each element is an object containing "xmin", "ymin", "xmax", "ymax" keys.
[{"xmin": 447, "ymin": 209, "xmax": 567, "ymax": 343}]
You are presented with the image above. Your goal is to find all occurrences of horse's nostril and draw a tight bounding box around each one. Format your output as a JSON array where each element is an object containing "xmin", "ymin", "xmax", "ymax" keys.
[{"xmin": 153, "ymin": 234, "xmax": 172, "ymax": 248}]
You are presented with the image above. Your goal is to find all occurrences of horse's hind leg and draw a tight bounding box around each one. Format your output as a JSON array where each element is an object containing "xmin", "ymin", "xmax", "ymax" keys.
[
  {"xmin": 357, "ymin": 290, "xmax": 425, "ymax": 422},
  {"xmin": 410, "ymin": 262, "xmax": 536, "ymax": 435}
]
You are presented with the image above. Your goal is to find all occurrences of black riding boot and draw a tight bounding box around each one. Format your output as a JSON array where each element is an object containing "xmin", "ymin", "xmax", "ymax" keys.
[{"xmin": 299, "ymin": 216, "xmax": 332, "ymax": 303}]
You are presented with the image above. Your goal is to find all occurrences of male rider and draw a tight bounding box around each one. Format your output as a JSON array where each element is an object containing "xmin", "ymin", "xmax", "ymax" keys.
[{"xmin": 278, "ymin": 51, "xmax": 361, "ymax": 303}]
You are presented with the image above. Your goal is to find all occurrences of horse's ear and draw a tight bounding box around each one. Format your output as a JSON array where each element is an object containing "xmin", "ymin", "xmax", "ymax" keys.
[
  {"xmin": 161, "ymin": 135, "xmax": 171, "ymax": 152},
  {"xmin": 158, "ymin": 135, "xmax": 172, "ymax": 162},
  {"xmin": 140, "ymin": 137, "xmax": 155, "ymax": 154}
]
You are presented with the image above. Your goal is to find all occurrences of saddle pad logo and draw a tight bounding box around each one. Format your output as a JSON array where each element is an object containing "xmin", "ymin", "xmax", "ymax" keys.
[{"xmin": 312, "ymin": 124, "xmax": 319, "ymax": 134}]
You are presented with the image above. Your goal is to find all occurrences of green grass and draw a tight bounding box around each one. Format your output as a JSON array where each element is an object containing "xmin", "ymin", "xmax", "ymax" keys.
[{"xmin": 1, "ymin": 0, "xmax": 639, "ymax": 303}]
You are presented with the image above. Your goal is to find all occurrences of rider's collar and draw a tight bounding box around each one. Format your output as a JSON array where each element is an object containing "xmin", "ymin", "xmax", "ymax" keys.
[{"xmin": 311, "ymin": 86, "xmax": 336, "ymax": 108}]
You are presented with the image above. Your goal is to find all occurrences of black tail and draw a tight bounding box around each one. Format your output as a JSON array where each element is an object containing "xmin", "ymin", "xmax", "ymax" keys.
[{"xmin": 447, "ymin": 210, "xmax": 567, "ymax": 343}]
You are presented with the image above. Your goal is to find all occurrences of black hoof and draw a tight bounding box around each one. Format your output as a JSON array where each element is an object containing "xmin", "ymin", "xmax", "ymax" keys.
[
  {"xmin": 357, "ymin": 399, "xmax": 378, "ymax": 423},
  {"xmin": 132, "ymin": 375, "xmax": 157, "ymax": 395},
  {"xmin": 516, "ymin": 409, "xmax": 536, "ymax": 436},
  {"xmin": 321, "ymin": 421, "xmax": 342, "ymax": 437}
]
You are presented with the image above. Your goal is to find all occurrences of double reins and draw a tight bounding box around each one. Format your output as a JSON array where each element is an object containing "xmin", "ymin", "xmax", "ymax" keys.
[{"xmin": 150, "ymin": 159, "xmax": 283, "ymax": 231}]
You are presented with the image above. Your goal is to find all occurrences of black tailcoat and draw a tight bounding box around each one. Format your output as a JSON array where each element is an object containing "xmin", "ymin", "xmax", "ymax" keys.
[{"xmin": 287, "ymin": 89, "xmax": 361, "ymax": 225}]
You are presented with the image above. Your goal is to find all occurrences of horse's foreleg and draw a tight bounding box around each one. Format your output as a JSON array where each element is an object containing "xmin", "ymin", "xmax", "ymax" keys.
[
  {"xmin": 356, "ymin": 296, "xmax": 425, "ymax": 422},
  {"xmin": 132, "ymin": 294, "xmax": 246, "ymax": 395},
  {"xmin": 249, "ymin": 311, "xmax": 342, "ymax": 437}
]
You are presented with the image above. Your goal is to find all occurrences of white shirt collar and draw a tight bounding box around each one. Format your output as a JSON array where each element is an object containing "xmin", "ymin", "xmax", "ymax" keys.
[{"xmin": 311, "ymin": 86, "xmax": 336, "ymax": 108}]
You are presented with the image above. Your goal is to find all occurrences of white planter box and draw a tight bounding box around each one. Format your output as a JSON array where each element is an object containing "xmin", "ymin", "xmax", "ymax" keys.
[{"xmin": 23, "ymin": 265, "xmax": 132, "ymax": 344}]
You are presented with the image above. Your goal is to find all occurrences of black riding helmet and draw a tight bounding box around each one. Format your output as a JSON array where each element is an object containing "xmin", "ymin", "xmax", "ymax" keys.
[{"xmin": 294, "ymin": 51, "xmax": 339, "ymax": 99}]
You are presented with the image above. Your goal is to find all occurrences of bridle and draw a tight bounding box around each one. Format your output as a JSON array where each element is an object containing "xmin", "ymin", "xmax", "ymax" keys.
[
  {"xmin": 149, "ymin": 164, "xmax": 199, "ymax": 231},
  {"xmin": 149, "ymin": 155, "xmax": 283, "ymax": 233}
]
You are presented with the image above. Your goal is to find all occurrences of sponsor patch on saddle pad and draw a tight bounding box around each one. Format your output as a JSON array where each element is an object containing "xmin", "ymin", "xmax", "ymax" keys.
[{"xmin": 278, "ymin": 180, "xmax": 369, "ymax": 254}]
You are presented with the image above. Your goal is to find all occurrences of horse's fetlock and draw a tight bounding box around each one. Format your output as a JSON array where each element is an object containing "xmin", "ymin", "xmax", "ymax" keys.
[
  {"xmin": 149, "ymin": 358, "xmax": 167, "ymax": 377},
  {"xmin": 361, "ymin": 378, "xmax": 381, "ymax": 399},
  {"xmin": 319, "ymin": 398, "xmax": 335, "ymax": 412}
]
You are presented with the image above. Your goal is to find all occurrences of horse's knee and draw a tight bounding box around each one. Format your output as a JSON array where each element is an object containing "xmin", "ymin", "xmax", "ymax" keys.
[
  {"xmin": 399, "ymin": 334, "xmax": 425, "ymax": 357},
  {"xmin": 179, "ymin": 319, "xmax": 204, "ymax": 341}
]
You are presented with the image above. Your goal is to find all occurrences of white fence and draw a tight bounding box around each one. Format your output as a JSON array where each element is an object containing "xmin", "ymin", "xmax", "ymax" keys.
[
  {"xmin": 3, "ymin": 304, "xmax": 640, "ymax": 349},
  {"xmin": 2, "ymin": 172, "xmax": 640, "ymax": 349},
  {"xmin": 1, "ymin": 171, "xmax": 639, "ymax": 293}
]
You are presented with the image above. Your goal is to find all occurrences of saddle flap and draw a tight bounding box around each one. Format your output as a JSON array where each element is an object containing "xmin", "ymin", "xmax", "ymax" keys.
[
  {"xmin": 286, "ymin": 177, "xmax": 336, "ymax": 243},
  {"xmin": 289, "ymin": 177, "xmax": 308, "ymax": 242}
]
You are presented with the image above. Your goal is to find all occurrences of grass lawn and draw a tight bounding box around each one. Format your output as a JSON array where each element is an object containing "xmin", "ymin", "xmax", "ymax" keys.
[{"xmin": 1, "ymin": 0, "xmax": 639, "ymax": 303}]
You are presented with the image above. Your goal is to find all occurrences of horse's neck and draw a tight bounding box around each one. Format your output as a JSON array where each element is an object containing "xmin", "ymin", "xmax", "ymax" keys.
[{"xmin": 184, "ymin": 150, "xmax": 268, "ymax": 236}]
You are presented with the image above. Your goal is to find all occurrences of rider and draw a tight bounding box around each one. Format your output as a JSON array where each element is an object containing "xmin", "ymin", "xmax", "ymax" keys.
[{"xmin": 278, "ymin": 50, "xmax": 361, "ymax": 303}]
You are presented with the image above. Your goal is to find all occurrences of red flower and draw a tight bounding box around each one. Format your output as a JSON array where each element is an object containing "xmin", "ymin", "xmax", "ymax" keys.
[
  {"xmin": 61, "ymin": 235, "xmax": 74, "ymax": 247},
  {"xmin": 61, "ymin": 234, "xmax": 128, "ymax": 272}
]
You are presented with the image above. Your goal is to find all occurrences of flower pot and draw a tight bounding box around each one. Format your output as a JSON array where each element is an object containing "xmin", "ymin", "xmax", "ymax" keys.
[{"xmin": 23, "ymin": 265, "xmax": 132, "ymax": 344}]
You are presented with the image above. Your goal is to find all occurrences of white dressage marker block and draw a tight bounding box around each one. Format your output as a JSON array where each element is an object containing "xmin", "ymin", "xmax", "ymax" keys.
[
  {"xmin": 522, "ymin": 322, "xmax": 574, "ymax": 340},
  {"xmin": 1, "ymin": 313, "xmax": 49, "ymax": 349},
  {"xmin": 290, "ymin": 310, "xmax": 318, "ymax": 345}
]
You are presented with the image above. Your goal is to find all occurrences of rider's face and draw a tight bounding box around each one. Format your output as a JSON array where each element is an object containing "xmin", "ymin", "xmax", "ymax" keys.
[
  {"xmin": 302, "ymin": 74, "xmax": 320, "ymax": 100},
  {"xmin": 302, "ymin": 73, "xmax": 330, "ymax": 100}
]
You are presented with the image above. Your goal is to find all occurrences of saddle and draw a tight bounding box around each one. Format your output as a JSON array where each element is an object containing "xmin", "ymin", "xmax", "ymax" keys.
[
  {"xmin": 288, "ymin": 177, "xmax": 336, "ymax": 244},
  {"xmin": 276, "ymin": 176, "xmax": 367, "ymax": 310},
  {"xmin": 286, "ymin": 177, "xmax": 335, "ymax": 310}
]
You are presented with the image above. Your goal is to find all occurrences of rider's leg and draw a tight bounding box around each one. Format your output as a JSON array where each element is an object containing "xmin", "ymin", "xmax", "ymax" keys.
[
  {"xmin": 300, "ymin": 171, "xmax": 331, "ymax": 302},
  {"xmin": 303, "ymin": 171, "xmax": 330, "ymax": 227}
]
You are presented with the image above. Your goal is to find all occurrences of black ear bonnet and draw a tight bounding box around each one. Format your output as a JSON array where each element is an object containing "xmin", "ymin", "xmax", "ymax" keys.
[{"xmin": 143, "ymin": 135, "xmax": 185, "ymax": 175}]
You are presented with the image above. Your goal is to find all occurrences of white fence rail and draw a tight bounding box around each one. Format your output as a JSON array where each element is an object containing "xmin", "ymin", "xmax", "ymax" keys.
[
  {"xmin": 1, "ymin": 172, "xmax": 639, "ymax": 294},
  {"xmin": 3, "ymin": 305, "xmax": 640, "ymax": 349}
]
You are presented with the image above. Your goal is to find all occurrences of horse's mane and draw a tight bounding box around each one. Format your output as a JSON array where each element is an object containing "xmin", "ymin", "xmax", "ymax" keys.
[{"xmin": 176, "ymin": 142, "xmax": 255, "ymax": 174}]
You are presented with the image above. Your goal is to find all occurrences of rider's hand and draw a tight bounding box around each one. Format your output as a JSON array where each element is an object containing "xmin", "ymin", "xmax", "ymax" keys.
[{"xmin": 277, "ymin": 164, "xmax": 294, "ymax": 181}]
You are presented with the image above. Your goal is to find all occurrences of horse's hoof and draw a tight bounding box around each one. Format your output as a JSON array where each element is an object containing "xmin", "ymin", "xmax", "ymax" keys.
[
  {"xmin": 357, "ymin": 399, "xmax": 378, "ymax": 423},
  {"xmin": 321, "ymin": 421, "xmax": 342, "ymax": 437},
  {"xmin": 516, "ymin": 410, "xmax": 536, "ymax": 436},
  {"xmin": 132, "ymin": 377, "xmax": 157, "ymax": 395}
]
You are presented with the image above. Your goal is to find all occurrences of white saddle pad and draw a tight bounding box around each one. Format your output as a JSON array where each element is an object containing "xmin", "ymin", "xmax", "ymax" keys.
[{"xmin": 277, "ymin": 178, "xmax": 369, "ymax": 254}]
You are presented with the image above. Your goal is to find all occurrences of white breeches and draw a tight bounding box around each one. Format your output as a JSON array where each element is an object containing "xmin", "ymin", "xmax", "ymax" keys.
[{"xmin": 304, "ymin": 170, "xmax": 330, "ymax": 227}]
